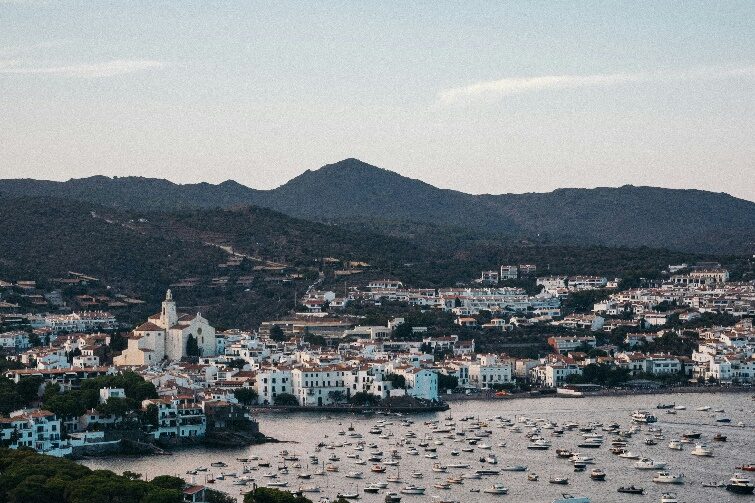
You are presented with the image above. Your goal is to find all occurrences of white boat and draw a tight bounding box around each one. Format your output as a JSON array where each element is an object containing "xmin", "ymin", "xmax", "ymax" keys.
[
  {"xmin": 299, "ymin": 484, "xmax": 320, "ymax": 493},
  {"xmin": 501, "ymin": 465, "xmax": 527, "ymax": 472},
  {"xmin": 653, "ymin": 472, "xmax": 685, "ymax": 484},
  {"xmin": 691, "ymin": 444, "xmax": 713, "ymax": 457},
  {"xmin": 551, "ymin": 495, "xmax": 590, "ymax": 503},
  {"xmin": 570, "ymin": 456, "xmax": 594, "ymax": 465},
  {"xmin": 696, "ymin": 406, "xmax": 711, "ymax": 411},
  {"xmin": 635, "ymin": 458, "xmax": 667, "ymax": 470},
  {"xmin": 618, "ymin": 451, "xmax": 640, "ymax": 459},
  {"xmin": 631, "ymin": 411, "xmax": 658, "ymax": 423},
  {"xmin": 668, "ymin": 440, "xmax": 683, "ymax": 450},
  {"xmin": 399, "ymin": 485, "xmax": 425, "ymax": 495},
  {"xmin": 267, "ymin": 481, "xmax": 288, "ymax": 487},
  {"xmin": 482, "ymin": 484, "xmax": 508, "ymax": 494},
  {"xmin": 528, "ymin": 439, "xmax": 551, "ymax": 450},
  {"xmin": 432, "ymin": 463, "xmax": 448, "ymax": 473},
  {"xmin": 345, "ymin": 471, "xmax": 363, "ymax": 479},
  {"xmin": 660, "ymin": 493, "xmax": 678, "ymax": 503}
]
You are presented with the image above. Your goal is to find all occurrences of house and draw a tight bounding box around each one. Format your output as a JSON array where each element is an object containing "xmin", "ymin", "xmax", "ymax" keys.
[
  {"xmin": 0, "ymin": 409, "xmax": 71, "ymax": 457},
  {"xmin": 500, "ymin": 265, "xmax": 518, "ymax": 280},
  {"xmin": 547, "ymin": 336, "xmax": 596, "ymax": 354},
  {"xmin": 480, "ymin": 270, "xmax": 500, "ymax": 284}
]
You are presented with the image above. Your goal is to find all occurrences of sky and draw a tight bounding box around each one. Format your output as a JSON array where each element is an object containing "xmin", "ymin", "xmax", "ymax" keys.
[{"xmin": 1, "ymin": 1, "xmax": 754, "ymax": 201}]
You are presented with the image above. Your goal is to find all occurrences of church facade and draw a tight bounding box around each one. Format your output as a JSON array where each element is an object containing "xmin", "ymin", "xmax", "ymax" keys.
[{"xmin": 114, "ymin": 290, "xmax": 216, "ymax": 366}]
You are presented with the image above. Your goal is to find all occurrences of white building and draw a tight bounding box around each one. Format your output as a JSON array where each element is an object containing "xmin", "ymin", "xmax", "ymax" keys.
[
  {"xmin": 0, "ymin": 409, "xmax": 71, "ymax": 457},
  {"xmin": 115, "ymin": 290, "xmax": 217, "ymax": 366},
  {"xmin": 468, "ymin": 355, "xmax": 512, "ymax": 389}
]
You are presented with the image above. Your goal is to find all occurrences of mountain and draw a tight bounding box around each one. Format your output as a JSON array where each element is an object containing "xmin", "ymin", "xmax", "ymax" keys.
[{"xmin": 2, "ymin": 158, "xmax": 753, "ymax": 254}]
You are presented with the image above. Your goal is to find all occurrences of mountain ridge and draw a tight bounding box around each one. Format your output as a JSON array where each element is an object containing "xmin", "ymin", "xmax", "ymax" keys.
[{"xmin": 1, "ymin": 158, "xmax": 753, "ymax": 254}]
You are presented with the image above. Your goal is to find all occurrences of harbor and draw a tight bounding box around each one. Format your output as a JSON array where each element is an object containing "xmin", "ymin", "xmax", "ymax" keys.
[{"xmin": 81, "ymin": 391, "xmax": 755, "ymax": 502}]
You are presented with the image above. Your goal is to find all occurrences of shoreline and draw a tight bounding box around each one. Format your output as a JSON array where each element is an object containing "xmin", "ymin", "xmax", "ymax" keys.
[{"xmin": 444, "ymin": 384, "xmax": 754, "ymax": 402}]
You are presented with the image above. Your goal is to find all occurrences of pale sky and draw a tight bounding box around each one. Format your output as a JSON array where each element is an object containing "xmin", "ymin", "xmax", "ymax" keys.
[{"xmin": 1, "ymin": 1, "xmax": 754, "ymax": 200}]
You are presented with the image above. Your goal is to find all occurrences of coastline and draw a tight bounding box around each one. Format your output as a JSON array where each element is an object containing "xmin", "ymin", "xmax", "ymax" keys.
[{"xmin": 444, "ymin": 384, "xmax": 754, "ymax": 402}]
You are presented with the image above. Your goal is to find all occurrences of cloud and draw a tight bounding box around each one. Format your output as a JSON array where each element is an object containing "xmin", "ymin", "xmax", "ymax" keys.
[
  {"xmin": 0, "ymin": 59, "xmax": 164, "ymax": 78},
  {"xmin": 437, "ymin": 66, "xmax": 755, "ymax": 103}
]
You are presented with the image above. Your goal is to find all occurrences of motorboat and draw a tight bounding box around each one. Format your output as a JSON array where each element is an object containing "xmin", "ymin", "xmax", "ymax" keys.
[
  {"xmin": 736, "ymin": 464, "xmax": 755, "ymax": 472},
  {"xmin": 528, "ymin": 473, "xmax": 539, "ymax": 481},
  {"xmin": 446, "ymin": 476, "xmax": 463, "ymax": 484},
  {"xmin": 551, "ymin": 495, "xmax": 590, "ymax": 503},
  {"xmin": 345, "ymin": 471, "xmax": 364, "ymax": 479},
  {"xmin": 656, "ymin": 403, "xmax": 675, "ymax": 409},
  {"xmin": 371, "ymin": 465, "xmax": 386, "ymax": 473},
  {"xmin": 696, "ymin": 406, "xmax": 711, "ymax": 411},
  {"xmin": 325, "ymin": 464, "xmax": 339, "ymax": 472},
  {"xmin": 267, "ymin": 481, "xmax": 288, "ymax": 487},
  {"xmin": 528, "ymin": 439, "xmax": 552, "ymax": 450},
  {"xmin": 631, "ymin": 411, "xmax": 658, "ymax": 423},
  {"xmin": 691, "ymin": 444, "xmax": 713, "ymax": 457},
  {"xmin": 410, "ymin": 472, "xmax": 423, "ymax": 479},
  {"xmin": 713, "ymin": 433, "xmax": 727, "ymax": 442},
  {"xmin": 590, "ymin": 469, "xmax": 606, "ymax": 481},
  {"xmin": 653, "ymin": 472, "xmax": 685, "ymax": 484},
  {"xmin": 673, "ymin": 405, "xmax": 686, "ymax": 410},
  {"xmin": 336, "ymin": 491, "xmax": 359, "ymax": 500},
  {"xmin": 384, "ymin": 492, "xmax": 402, "ymax": 503},
  {"xmin": 482, "ymin": 484, "xmax": 508, "ymax": 494},
  {"xmin": 433, "ymin": 482, "xmax": 451, "ymax": 490},
  {"xmin": 399, "ymin": 485, "xmax": 425, "ymax": 495},
  {"xmin": 210, "ymin": 461, "xmax": 226, "ymax": 468},
  {"xmin": 635, "ymin": 458, "xmax": 667, "ymax": 470},
  {"xmin": 432, "ymin": 463, "xmax": 448, "ymax": 473},
  {"xmin": 726, "ymin": 474, "xmax": 755, "ymax": 494},
  {"xmin": 299, "ymin": 484, "xmax": 320, "ymax": 493},
  {"xmin": 556, "ymin": 449, "xmax": 573, "ymax": 458},
  {"xmin": 475, "ymin": 468, "xmax": 501, "ymax": 475},
  {"xmin": 501, "ymin": 465, "xmax": 527, "ymax": 472},
  {"xmin": 667, "ymin": 440, "xmax": 683, "ymax": 450},
  {"xmin": 617, "ymin": 486, "xmax": 644, "ymax": 494},
  {"xmin": 570, "ymin": 455, "xmax": 594, "ymax": 465},
  {"xmin": 701, "ymin": 481, "xmax": 724, "ymax": 488},
  {"xmin": 549, "ymin": 477, "xmax": 569, "ymax": 485},
  {"xmin": 682, "ymin": 431, "xmax": 701, "ymax": 439},
  {"xmin": 364, "ymin": 484, "xmax": 381, "ymax": 494},
  {"xmin": 618, "ymin": 451, "xmax": 640, "ymax": 459},
  {"xmin": 446, "ymin": 463, "xmax": 470, "ymax": 469},
  {"xmin": 660, "ymin": 493, "xmax": 679, "ymax": 503},
  {"xmin": 298, "ymin": 473, "xmax": 312, "ymax": 479}
]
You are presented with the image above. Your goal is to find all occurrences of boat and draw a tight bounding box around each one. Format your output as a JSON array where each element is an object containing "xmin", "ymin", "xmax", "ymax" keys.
[
  {"xmin": 696, "ymin": 406, "xmax": 711, "ymax": 411},
  {"xmin": 482, "ymin": 484, "xmax": 508, "ymax": 494},
  {"xmin": 726, "ymin": 474, "xmax": 755, "ymax": 495},
  {"xmin": 617, "ymin": 486, "xmax": 645, "ymax": 494},
  {"xmin": 447, "ymin": 476, "xmax": 463, "ymax": 484},
  {"xmin": 673, "ymin": 405, "xmax": 686, "ymax": 410},
  {"xmin": 645, "ymin": 438, "xmax": 657, "ymax": 446},
  {"xmin": 701, "ymin": 481, "xmax": 724, "ymax": 487},
  {"xmin": 337, "ymin": 492, "xmax": 360, "ymax": 499},
  {"xmin": 267, "ymin": 481, "xmax": 288, "ymax": 487},
  {"xmin": 399, "ymin": 485, "xmax": 425, "ymax": 495},
  {"xmin": 550, "ymin": 477, "xmax": 569, "ymax": 485},
  {"xmin": 556, "ymin": 449, "xmax": 573, "ymax": 458},
  {"xmin": 691, "ymin": 444, "xmax": 713, "ymax": 457},
  {"xmin": 210, "ymin": 461, "xmax": 227, "ymax": 468},
  {"xmin": 635, "ymin": 458, "xmax": 667, "ymax": 470},
  {"xmin": 682, "ymin": 431, "xmax": 701, "ymax": 439},
  {"xmin": 325, "ymin": 464, "xmax": 339, "ymax": 472},
  {"xmin": 618, "ymin": 451, "xmax": 640, "ymax": 460},
  {"xmin": 528, "ymin": 473, "xmax": 539, "ymax": 481},
  {"xmin": 433, "ymin": 482, "xmax": 451, "ymax": 490},
  {"xmin": 475, "ymin": 468, "xmax": 501, "ymax": 475},
  {"xmin": 528, "ymin": 439, "xmax": 551, "ymax": 450},
  {"xmin": 631, "ymin": 411, "xmax": 658, "ymax": 423},
  {"xmin": 652, "ymin": 472, "xmax": 685, "ymax": 484},
  {"xmin": 371, "ymin": 465, "xmax": 386, "ymax": 473},
  {"xmin": 660, "ymin": 493, "xmax": 679, "ymax": 503},
  {"xmin": 501, "ymin": 465, "xmax": 527, "ymax": 472},
  {"xmin": 345, "ymin": 471, "xmax": 364, "ymax": 479},
  {"xmin": 299, "ymin": 485, "xmax": 320, "ymax": 493},
  {"xmin": 384, "ymin": 493, "xmax": 402, "ymax": 503},
  {"xmin": 666, "ymin": 409, "xmax": 676, "ymax": 415},
  {"xmin": 590, "ymin": 469, "xmax": 606, "ymax": 481},
  {"xmin": 736, "ymin": 464, "xmax": 755, "ymax": 472},
  {"xmin": 551, "ymin": 495, "xmax": 590, "ymax": 503},
  {"xmin": 667, "ymin": 440, "xmax": 683, "ymax": 450},
  {"xmin": 713, "ymin": 433, "xmax": 727, "ymax": 442},
  {"xmin": 656, "ymin": 403, "xmax": 675, "ymax": 409},
  {"xmin": 298, "ymin": 473, "xmax": 312, "ymax": 479},
  {"xmin": 446, "ymin": 463, "xmax": 470, "ymax": 469}
]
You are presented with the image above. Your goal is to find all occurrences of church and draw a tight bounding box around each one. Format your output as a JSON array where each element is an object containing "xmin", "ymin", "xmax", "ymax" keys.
[{"xmin": 114, "ymin": 290, "xmax": 217, "ymax": 366}]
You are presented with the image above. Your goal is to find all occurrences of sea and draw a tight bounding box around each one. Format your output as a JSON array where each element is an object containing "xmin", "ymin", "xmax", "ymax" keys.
[{"xmin": 80, "ymin": 391, "xmax": 755, "ymax": 503}]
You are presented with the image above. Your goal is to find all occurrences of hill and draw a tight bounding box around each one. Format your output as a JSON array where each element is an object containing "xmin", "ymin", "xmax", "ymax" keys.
[{"xmin": 2, "ymin": 159, "xmax": 753, "ymax": 254}]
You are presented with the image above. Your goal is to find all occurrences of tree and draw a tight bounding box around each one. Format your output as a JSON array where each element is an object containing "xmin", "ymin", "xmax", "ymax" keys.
[
  {"xmin": 350, "ymin": 392, "xmax": 381, "ymax": 406},
  {"xmin": 243, "ymin": 487, "xmax": 312, "ymax": 503},
  {"xmin": 327, "ymin": 390, "xmax": 346, "ymax": 404},
  {"xmin": 234, "ymin": 387, "xmax": 259, "ymax": 405},
  {"xmin": 269, "ymin": 325, "xmax": 286, "ymax": 342},
  {"xmin": 273, "ymin": 393, "xmax": 299, "ymax": 406},
  {"xmin": 384, "ymin": 373, "xmax": 406, "ymax": 389},
  {"xmin": 436, "ymin": 373, "xmax": 459, "ymax": 392},
  {"xmin": 186, "ymin": 334, "xmax": 200, "ymax": 357}
]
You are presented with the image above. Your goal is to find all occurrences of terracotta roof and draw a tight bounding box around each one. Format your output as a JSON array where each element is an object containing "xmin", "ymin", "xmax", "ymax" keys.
[{"xmin": 135, "ymin": 322, "xmax": 163, "ymax": 332}]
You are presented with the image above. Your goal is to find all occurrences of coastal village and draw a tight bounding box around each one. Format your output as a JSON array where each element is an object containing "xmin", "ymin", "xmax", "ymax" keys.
[{"xmin": 1, "ymin": 260, "xmax": 753, "ymax": 465}]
